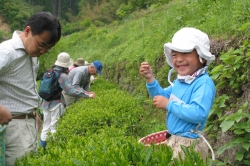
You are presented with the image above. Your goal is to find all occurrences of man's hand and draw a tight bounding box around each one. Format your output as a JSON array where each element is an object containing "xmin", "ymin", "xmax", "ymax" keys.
[
  {"xmin": 139, "ymin": 62, "xmax": 154, "ymax": 83},
  {"xmin": 153, "ymin": 96, "xmax": 169, "ymax": 110},
  {"xmin": 0, "ymin": 105, "xmax": 12, "ymax": 125}
]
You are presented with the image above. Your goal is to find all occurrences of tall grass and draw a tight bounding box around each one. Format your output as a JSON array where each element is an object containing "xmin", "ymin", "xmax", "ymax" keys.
[{"xmin": 60, "ymin": 0, "xmax": 250, "ymax": 59}]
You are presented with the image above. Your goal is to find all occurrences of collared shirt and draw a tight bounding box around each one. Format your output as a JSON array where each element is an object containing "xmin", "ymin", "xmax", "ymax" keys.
[
  {"xmin": 67, "ymin": 66, "xmax": 90, "ymax": 93},
  {"xmin": 0, "ymin": 31, "xmax": 40, "ymax": 114},
  {"xmin": 40, "ymin": 73, "xmax": 88, "ymax": 109}
]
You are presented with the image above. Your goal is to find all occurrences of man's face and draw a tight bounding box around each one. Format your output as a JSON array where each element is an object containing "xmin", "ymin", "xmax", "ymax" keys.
[
  {"xmin": 89, "ymin": 66, "xmax": 98, "ymax": 75},
  {"xmin": 23, "ymin": 26, "xmax": 55, "ymax": 57}
]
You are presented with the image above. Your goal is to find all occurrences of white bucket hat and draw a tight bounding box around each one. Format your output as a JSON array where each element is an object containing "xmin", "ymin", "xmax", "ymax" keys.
[
  {"xmin": 55, "ymin": 52, "xmax": 72, "ymax": 68},
  {"xmin": 164, "ymin": 27, "xmax": 215, "ymax": 67}
]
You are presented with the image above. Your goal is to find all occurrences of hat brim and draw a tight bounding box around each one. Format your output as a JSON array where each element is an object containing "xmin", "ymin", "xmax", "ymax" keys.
[
  {"xmin": 97, "ymin": 70, "xmax": 102, "ymax": 75},
  {"xmin": 75, "ymin": 62, "xmax": 85, "ymax": 66},
  {"xmin": 55, "ymin": 58, "xmax": 73, "ymax": 68},
  {"xmin": 93, "ymin": 62, "xmax": 102, "ymax": 75},
  {"xmin": 164, "ymin": 43, "xmax": 215, "ymax": 67}
]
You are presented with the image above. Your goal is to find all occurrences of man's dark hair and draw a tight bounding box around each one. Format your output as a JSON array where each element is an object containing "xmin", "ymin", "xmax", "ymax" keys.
[{"xmin": 25, "ymin": 12, "xmax": 61, "ymax": 45}]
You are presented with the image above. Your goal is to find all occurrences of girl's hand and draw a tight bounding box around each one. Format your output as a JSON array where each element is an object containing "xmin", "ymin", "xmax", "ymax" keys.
[
  {"xmin": 139, "ymin": 62, "xmax": 154, "ymax": 83},
  {"xmin": 153, "ymin": 96, "xmax": 169, "ymax": 110}
]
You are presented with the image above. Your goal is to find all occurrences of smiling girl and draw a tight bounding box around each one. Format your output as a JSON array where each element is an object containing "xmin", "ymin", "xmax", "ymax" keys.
[{"xmin": 139, "ymin": 27, "xmax": 216, "ymax": 161}]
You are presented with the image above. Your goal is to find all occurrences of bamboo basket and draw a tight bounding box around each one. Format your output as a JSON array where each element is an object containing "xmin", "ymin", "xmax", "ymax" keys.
[
  {"xmin": 138, "ymin": 130, "xmax": 170, "ymax": 146},
  {"xmin": 0, "ymin": 125, "xmax": 6, "ymax": 166}
]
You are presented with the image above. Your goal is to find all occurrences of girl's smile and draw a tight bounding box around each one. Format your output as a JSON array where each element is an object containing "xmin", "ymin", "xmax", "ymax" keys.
[{"xmin": 172, "ymin": 50, "xmax": 205, "ymax": 76}]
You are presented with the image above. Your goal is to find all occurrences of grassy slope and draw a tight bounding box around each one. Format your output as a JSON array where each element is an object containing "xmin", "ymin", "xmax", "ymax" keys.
[
  {"xmin": 58, "ymin": 0, "xmax": 249, "ymax": 60},
  {"xmin": 52, "ymin": 0, "xmax": 250, "ymax": 93}
]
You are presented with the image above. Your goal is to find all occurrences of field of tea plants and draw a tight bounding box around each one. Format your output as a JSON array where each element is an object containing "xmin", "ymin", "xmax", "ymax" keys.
[{"xmin": 17, "ymin": 78, "xmax": 209, "ymax": 166}]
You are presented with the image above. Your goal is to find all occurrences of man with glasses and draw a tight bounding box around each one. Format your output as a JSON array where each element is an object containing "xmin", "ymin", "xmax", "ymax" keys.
[{"xmin": 0, "ymin": 12, "xmax": 61, "ymax": 166}]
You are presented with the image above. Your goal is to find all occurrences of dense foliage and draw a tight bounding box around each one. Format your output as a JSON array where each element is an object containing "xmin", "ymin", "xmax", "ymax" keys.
[
  {"xmin": 0, "ymin": 0, "xmax": 33, "ymax": 31},
  {"xmin": 17, "ymin": 78, "xmax": 209, "ymax": 166},
  {"xmin": 0, "ymin": 0, "xmax": 170, "ymax": 39}
]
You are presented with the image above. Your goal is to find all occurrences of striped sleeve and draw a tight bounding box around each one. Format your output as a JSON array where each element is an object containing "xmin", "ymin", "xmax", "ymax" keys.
[{"xmin": 59, "ymin": 73, "xmax": 88, "ymax": 98}]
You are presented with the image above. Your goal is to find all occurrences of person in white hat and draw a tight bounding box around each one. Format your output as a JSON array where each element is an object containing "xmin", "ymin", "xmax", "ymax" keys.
[
  {"xmin": 139, "ymin": 27, "xmax": 216, "ymax": 161},
  {"xmin": 39, "ymin": 52, "xmax": 94, "ymax": 149}
]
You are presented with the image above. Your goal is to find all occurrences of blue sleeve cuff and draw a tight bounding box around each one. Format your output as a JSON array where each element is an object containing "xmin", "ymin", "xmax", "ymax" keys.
[{"xmin": 146, "ymin": 79, "xmax": 157, "ymax": 88}]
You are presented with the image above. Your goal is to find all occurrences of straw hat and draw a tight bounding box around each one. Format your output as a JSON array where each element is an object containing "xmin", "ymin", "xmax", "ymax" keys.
[{"xmin": 75, "ymin": 58, "xmax": 85, "ymax": 66}]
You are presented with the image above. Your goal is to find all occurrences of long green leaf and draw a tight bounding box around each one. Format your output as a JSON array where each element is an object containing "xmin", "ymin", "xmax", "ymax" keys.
[{"xmin": 220, "ymin": 120, "xmax": 235, "ymax": 132}]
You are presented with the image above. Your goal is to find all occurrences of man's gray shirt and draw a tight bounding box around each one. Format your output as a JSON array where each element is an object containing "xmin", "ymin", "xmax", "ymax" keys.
[{"xmin": 67, "ymin": 66, "xmax": 90, "ymax": 93}]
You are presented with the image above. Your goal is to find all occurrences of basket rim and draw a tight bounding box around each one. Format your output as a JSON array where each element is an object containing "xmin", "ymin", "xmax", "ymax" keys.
[
  {"xmin": 138, "ymin": 130, "xmax": 168, "ymax": 143},
  {"xmin": 0, "ymin": 125, "xmax": 6, "ymax": 133}
]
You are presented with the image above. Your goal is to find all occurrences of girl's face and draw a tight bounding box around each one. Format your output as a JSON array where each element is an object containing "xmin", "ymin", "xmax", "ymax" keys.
[{"xmin": 171, "ymin": 50, "xmax": 205, "ymax": 76}]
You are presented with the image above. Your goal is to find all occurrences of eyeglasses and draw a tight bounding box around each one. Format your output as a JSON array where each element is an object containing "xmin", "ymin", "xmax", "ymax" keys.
[{"xmin": 34, "ymin": 36, "xmax": 52, "ymax": 52}]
